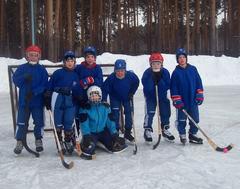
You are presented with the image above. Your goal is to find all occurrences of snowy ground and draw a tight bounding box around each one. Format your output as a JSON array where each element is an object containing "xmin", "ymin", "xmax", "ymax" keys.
[{"xmin": 0, "ymin": 86, "xmax": 240, "ymax": 189}]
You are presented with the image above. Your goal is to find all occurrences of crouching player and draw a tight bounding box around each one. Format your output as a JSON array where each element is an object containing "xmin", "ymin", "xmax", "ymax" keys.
[{"xmin": 79, "ymin": 86, "xmax": 127, "ymax": 157}]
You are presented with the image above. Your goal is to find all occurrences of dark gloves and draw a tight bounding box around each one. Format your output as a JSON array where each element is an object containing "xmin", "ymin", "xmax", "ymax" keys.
[
  {"xmin": 44, "ymin": 90, "xmax": 52, "ymax": 110},
  {"xmin": 74, "ymin": 95, "xmax": 85, "ymax": 107},
  {"xmin": 54, "ymin": 87, "xmax": 72, "ymax": 96},
  {"xmin": 25, "ymin": 91, "xmax": 33, "ymax": 100},
  {"xmin": 152, "ymin": 71, "xmax": 162, "ymax": 85},
  {"xmin": 24, "ymin": 74, "xmax": 32, "ymax": 83},
  {"xmin": 128, "ymin": 93, "xmax": 134, "ymax": 100},
  {"xmin": 102, "ymin": 101, "xmax": 110, "ymax": 108}
]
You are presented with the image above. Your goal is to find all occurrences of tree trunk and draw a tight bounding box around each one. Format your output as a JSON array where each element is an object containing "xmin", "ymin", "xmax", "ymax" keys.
[
  {"xmin": 186, "ymin": 0, "xmax": 190, "ymax": 53},
  {"xmin": 67, "ymin": 0, "xmax": 73, "ymax": 49},
  {"xmin": 46, "ymin": 0, "xmax": 54, "ymax": 60},
  {"xmin": 19, "ymin": 0, "xmax": 25, "ymax": 56},
  {"xmin": 0, "ymin": 0, "xmax": 6, "ymax": 55},
  {"xmin": 194, "ymin": 0, "xmax": 200, "ymax": 55},
  {"xmin": 54, "ymin": 0, "xmax": 61, "ymax": 61},
  {"xmin": 210, "ymin": 0, "xmax": 216, "ymax": 55}
]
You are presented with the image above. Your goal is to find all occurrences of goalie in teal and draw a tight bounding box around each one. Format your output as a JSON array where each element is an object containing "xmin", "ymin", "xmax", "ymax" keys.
[{"xmin": 79, "ymin": 86, "xmax": 127, "ymax": 156}]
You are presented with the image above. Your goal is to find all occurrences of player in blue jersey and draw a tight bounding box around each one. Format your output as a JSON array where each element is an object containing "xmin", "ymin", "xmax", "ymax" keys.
[{"xmin": 170, "ymin": 48, "xmax": 204, "ymax": 145}]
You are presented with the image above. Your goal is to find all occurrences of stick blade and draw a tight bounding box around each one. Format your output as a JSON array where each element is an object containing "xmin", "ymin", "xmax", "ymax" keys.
[
  {"xmin": 62, "ymin": 160, "xmax": 74, "ymax": 169},
  {"xmin": 216, "ymin": 143, "xmax": 234, "ymax": 153},
  {"xmin": 80, "ymin": 153, "xmax": 96, "ymax": 160},
  {"xmin": 152, "ymin": 134, "xmax": 161, "ymax": 150},
  {"xmin": 133, "ymin": 144, "xmax": 137, "ymax": 155},
  {"xmin": 22, "ymin": 142, "xmax": 40, "ymax": 157}
]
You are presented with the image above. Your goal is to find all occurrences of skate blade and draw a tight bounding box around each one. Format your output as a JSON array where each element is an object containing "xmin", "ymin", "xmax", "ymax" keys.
[
  {"xmin": 113, "ymin": 147, "xmax": 128, "ymax": 154},
  {"xmin": 125, "ymin": 139, "xmax": 134, "ymax": 146},
  {"xmin": 163, "ymin": 137, "xmax": 175, "ymax": 143},
  {"xmin": 189, "ymin": 140, "xmax": 203, "ymax": 145},
  {"xmin": 144, "ymin": 140, "xmax": 153, "ymax": 145}
]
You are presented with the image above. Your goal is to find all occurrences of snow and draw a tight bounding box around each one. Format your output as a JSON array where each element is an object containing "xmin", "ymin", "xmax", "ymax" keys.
[{"xmin": 0, "ymin": 53, "xmax": 240, "ymax": 189}]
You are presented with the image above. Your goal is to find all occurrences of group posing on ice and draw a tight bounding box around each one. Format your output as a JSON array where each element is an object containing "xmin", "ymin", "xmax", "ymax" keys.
[{"xmin": 13, "ymin": 44, "xmax": 204, "ymax": 158}]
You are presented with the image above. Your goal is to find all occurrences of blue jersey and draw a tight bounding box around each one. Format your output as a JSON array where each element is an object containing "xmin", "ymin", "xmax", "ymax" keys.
[
  {"xmin": 13, "ymin": 62, "xmax": 48, "ymax": 107},
  {"xmin": 75, "ymin": 61, "xmax": 103, "ymax": 88},
  {"xmin": 142, "ymin": 67, "xmax": 170, "ymax": 101},
  {"xmin": 79, "ymin": 103, "xmax": 118, "ymax": 136},
  {"xmin": 170, "ymin": 64, "xmax": 203, "ymax": 108},
  {"xmin": 102, "ymin": 71, "xmax": 139, "ymax": 101},
  {"xmin": 47, "ymin": 67, "xmax": 82, "ymax": 97}
]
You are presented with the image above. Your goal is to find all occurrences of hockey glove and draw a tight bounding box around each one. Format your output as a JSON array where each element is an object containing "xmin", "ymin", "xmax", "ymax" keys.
[
  {"xmin": 171, "ymin": 95, "xmax": 184, "ymax": 110},
  {"xmin": 26, "ymin": 91, "xmax": 33, "ymax": 100},
  {"xmin": 102, "ymin": 101, "xmax": 110, "ymax": 108},
  {"xmin": 73, "ymin": 95, "xmax": 85, "ymax": 106},
  {"xmin": 80, "ymin": 76, "xmax": 94, "ymax": 88},
  {"xmin": 128, "ymin": 93, "xmax": 134, "ymax": 100},
  {"xmin": 24, "ymin": 74, "xmax": 32, "ymax": 83},
  {"xmin": 54, "ymin": 87, "xmax": 72, "ymax": 96},
  {"xmin": 152, "ymin": 71, "xmax": 162, "ymax": 85},
  {"xmin": 196, "ymin": 89, "xmax": 204, "ymax": 105},
  {"xmin": 43, "ymin": 90, "xmax": 52, "ymax": 110}
]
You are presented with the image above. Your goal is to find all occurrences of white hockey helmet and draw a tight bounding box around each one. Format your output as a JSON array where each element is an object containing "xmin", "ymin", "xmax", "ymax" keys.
[{"xmin": 87, "ymin": 85, "xmax": 102, "ymax": 103}]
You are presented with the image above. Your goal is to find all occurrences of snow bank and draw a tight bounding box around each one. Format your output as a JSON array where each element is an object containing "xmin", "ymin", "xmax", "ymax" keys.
[{"xmin": 1, "ymin": 53, "xmax": 240, "ymax": 93}]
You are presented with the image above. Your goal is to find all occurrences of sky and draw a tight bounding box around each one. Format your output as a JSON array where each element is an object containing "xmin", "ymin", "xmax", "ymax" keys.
[{"xmin": 0, "ymin": 53, "xmax": 240, "ymax": 189}]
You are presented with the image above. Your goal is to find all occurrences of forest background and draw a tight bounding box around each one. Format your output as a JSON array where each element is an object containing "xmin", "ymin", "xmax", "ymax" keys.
[{"xmin": 0, "ymin": 0, "xmax": 240, "ymax": 61}]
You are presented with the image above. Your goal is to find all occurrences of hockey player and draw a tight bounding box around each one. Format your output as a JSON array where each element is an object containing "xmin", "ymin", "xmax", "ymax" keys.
[
  {"xmin": 79, "ymin": 86, "xmax": 126, "ymax": 156},
  {"xmin": 102, "ymin": 59, "xmax": 139, "ymax": 142},
  {"xmin": 170, "ymin": 48, "xmax": 204, "ymax": 145},
  {"xmin": 13, "ymin": 45, "xmax": 48, "ymax": 154},
  {"xmin": 75, "ymin": 46, "xmax": 103, "ymax": 101},
  {"xmin": 142, "ymin": 52, "xmax": 175, "ymax": 142},
  {"xmin": 44, "ymin": 51, "xmax": 82, "ymax": 154},
  {"xmin": 74, "ymin": 46, "xmax": 103, "ymax": 133}
]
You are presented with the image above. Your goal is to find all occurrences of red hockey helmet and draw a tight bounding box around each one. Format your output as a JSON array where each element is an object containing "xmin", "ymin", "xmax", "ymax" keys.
[
  {"xmin": 25, "ymin": 45, "xmax": 41, "ymax": 54},
  {"xmin": 149, "ymin": 52, "xmax": 164, "ymax": 63}
]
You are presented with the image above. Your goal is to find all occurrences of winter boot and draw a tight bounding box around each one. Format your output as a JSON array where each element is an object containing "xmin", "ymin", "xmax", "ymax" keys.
[
  {"xmin": 124, "ymin": 129, "xmax": 134, "ymax": 142},
  {"xmin": 64, "ymin": 141, "xmax": 74, "ymax": 154},
  {"xmin": 64, "ymin": 131, "xmax": 74, "ymax": 154},
  {"xmin": 189, "ymin": 133, "xmax": 203, "ymax": 144},
  {"xmin": 35, "ymin": 139, "xmax": 44, "ymax": 152},
  {"xmin": 180, "ymin": 134, "xmax": 187, "ymax": 145},
  {"xmin": 144, "ymin": 129, "xmax": 153, "ymax": 142},
  {"xmin": 112, "ymin": 137, "xmax": 127, "ymax": 153},
  {"xmin": 162, "ymin": 125, "xmax": 175, "ymax": 142},
  {"xmin": 14, "ymin": 140, "xmax": 23, "ymax": 155}
]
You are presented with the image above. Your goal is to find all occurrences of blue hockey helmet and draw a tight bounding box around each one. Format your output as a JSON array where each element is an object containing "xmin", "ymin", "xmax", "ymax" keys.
[
  {"xmin": 176, "ymin": 48, "xmax": 187, "ymax": 62},
  {"xmin": 114, "ymin": 59, "xmax": 126, "ymax": 71},
  {"xmin": 64, "ymin": 50, "xmax": 75, "ymax": 60},
  {"xmin": 84, "ymin": 46, "xmax": 97, "ymax": 57}
]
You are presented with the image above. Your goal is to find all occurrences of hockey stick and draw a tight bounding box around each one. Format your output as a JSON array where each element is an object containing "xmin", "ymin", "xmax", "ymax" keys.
[
  {"xmin": 119, "ymin": 105, "xmax": 125, "ymax": 134},
  {"xmin": 153, "ymin": 84, "xmax": 162, "ymax": 150},
  {"xmin": 130, "ymin": 98, "xmax": 137, "ymax": 154},
  {"xmin": 182, "ymin": 109, "xmax": 234, "ymax": 153},
  {"xmin": 22, "ymin": 82, "xmax": 40, "ymax": 157},
  {"xmin": 48, "ymin": 110, "xmax": 74, "ymax": 169},
  {"xmin": 73, "ymin": 120, "xmax": 82, "ymax": 156}
]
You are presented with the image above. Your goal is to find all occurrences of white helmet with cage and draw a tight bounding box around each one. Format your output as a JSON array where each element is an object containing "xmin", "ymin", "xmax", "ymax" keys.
[{"xmin": 87, "ymin": 85, "xmax": 102, "ymax": 103}]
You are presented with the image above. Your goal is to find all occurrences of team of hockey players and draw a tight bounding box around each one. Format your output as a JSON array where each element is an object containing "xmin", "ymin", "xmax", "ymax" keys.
[{"xmin": 13, "ymin": 45, "xmax": 204, "ymax": 157}]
